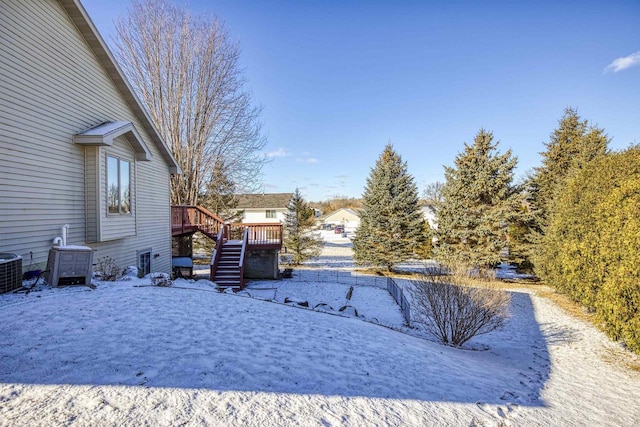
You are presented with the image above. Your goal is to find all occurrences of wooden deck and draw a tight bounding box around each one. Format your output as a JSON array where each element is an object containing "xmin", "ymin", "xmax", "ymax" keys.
[{"xmin": 171, "ymin": 205, "xmax": 283, "ymax": 250}]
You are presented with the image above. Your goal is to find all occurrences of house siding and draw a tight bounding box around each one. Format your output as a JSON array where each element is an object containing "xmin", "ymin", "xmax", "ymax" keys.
[
  {"xmin": 0, "ymin": 0, "xmax": 173, "ymax": 274},
  {"xmin": 84, "ymin": 145, "xmax": 100, "ymax": 242},
  {"xmin": 242, "ymin": 209, "xmax": 287, "ymax": 224},
  {"xmin": 322, "ymin": 209, "xmax": 361, "ymax": 230}
]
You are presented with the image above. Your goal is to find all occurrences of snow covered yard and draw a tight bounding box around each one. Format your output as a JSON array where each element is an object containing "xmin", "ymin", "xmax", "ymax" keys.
[
  {"xmin": 242, "ymin": 279, "xmax": 406, "ymax": 329},
  {"xmin": 1, "ymin": 230, "xmax": 639, "ymax": 426}
]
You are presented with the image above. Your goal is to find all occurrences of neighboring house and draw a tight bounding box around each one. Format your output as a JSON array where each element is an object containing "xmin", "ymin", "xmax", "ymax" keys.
[
  {"xmin": 236, "ymin": 193, "xmax": 293, "ymax": 224},
  {"xmin": 321, "ymin": 208, "xmax": 360, "ymax": 231},
  {"xmin": 421, "ymin": 205, "xmax": 437, "ymax": 229},
  {"xmin": 0, "ymin": 0, "xmax": 180, "ymax": 279}
]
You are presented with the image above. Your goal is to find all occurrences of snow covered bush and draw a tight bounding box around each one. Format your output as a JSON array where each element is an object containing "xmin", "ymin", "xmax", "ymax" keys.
[
  {"xmin": 410, "ymin": 273, "xmax": 510, "ymax": 347},
  {"xmin": 94, "ymin": 256, "xmax": 123, "ymax": 281},
  {"xmin": 150, "ymin": 273, "xmax": 172, "ymax": 287}
]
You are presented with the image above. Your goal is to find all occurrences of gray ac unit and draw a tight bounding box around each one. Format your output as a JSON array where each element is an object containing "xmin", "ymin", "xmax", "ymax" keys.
[{"xmin": 0, "ymin": 253, "xmax": 22, "ymax": 293}]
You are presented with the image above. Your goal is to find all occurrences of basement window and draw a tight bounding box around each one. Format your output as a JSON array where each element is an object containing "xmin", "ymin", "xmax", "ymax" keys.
[{"xmin": 137, "ymin": 248, "xmax": 152, "ymax": 277}]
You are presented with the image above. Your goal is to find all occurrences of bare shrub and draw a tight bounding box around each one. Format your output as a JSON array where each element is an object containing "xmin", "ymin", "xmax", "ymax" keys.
[
  {"xmin": 446, "ymin": 263, "xmax": 497, "ymax": 283},
  {"xmin": 94, "ymin": 256, "xmax": 123, "ymax": 281},
  {"xmin": 410, "ymin": 273, "xmax": 510, "ymax": 347}
]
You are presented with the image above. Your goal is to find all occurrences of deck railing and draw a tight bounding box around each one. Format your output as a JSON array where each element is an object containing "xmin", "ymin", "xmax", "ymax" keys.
[
  {"xmin": 171, "ymin": 205, "xmax": 283, "ymax": 250},
  {"xmin": 239, "ymin": 223, "xmax": 283, "ymax": 249},
  {"xmin": 171, "ymin": 205, "xmax": 224, "ymax": 238}
]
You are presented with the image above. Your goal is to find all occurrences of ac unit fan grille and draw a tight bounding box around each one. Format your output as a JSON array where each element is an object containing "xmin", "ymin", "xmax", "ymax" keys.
[{"xmin": 0, "ymin": 257, "xmax": 22, "ymax": 294}]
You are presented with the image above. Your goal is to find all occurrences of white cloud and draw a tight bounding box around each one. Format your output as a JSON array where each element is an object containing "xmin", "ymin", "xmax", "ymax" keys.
[
  {"xmin": 265, "ymin": 148, "xmax": 288, "ymax": 158},
  {"xmin": 295, "ymin": 157, "xmax": 319, "ymax": 164},
  {"xmin": 604, "ymin": 51, "xmax": 640, "ymax": 73}
]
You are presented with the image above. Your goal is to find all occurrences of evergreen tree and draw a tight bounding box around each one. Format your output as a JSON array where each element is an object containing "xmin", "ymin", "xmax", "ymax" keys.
[
  {"xmin": 536, "ymin": 147, "xmax": 640, "ymax": 353},
  {"xmin": 434, "ymin": 129, "xmax": 521, "ymax": 271},
  {"xmin": 529, "ymin": 107, "xmax": 609, "ymax": 227},
  {"xmin": 352, "ymin": 144, "xmax": 425, "ymax": 271},
  {"xmin": 283, "ymin": 189, "xmax": 323, "ymax": 265},
  {"xmin": 521, "ymin": 108, "xmax": 609, "ymax": 273},
  {"xmin": 200, "ymin": 160, "xmax": 242, "ymax": 222}
]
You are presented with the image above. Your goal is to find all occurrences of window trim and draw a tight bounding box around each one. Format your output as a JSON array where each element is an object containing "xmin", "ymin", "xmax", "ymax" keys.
[
  {"xmin": 137, "ymin": 248, "xmax": 152, "ymax": 278},
  {"xmin": 106, "ymin": 154, "xmax": 132, "ymax": 216}
]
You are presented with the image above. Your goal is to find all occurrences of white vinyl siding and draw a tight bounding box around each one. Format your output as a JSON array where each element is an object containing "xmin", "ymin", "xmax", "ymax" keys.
[
  {"xmin": 322, "ymin": 209, "xmax": 361, "ymax": 230},
  {"xmin": 84, "ymin": 146, "xmax": 100, "ymax": 242},
  {"xmin": 0, "ymin": 0, "xmax": 173, "ymax": 273},
  {"xmin": 241, "ymin": 209, "xmax": 287, "ymax": 224}
]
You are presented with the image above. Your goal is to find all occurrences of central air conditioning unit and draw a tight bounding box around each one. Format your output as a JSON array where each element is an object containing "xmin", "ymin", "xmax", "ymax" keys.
[{"xmin": 0, "ymin": 253, "xmax": 22, "ymax": 294}]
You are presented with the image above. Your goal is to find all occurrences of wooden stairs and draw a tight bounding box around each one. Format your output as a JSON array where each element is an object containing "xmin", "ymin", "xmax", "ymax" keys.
[
  {"xmin": 209, "ymin": 226, "xmax": 249, "ymax": 291},
  {"xmin": 171, "ymin": 205, "xmax": 283, "ymax": 290},
  {"xmin": 212, "ymin": 240, "xmax": 244, "ymax": 290}
]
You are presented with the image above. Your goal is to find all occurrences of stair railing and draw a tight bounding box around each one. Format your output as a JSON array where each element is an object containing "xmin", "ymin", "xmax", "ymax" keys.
[
  {"xmin": 238, "ymin": 227, "xmax": 249, "ymax": 287},
  {"xmin": 171, "ymin": 205, "xmax": 224, "ymax": 238},
  {"xmin": 209, "ymin": 225, "xmax": 227, "ymax": 282},
  {"xmin": 195, "ymin": 206, "xmax": 225, "ymax": 237}
]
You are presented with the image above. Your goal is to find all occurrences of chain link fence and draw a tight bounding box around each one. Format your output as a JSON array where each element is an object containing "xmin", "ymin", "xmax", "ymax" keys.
[
  {"xmin": 284, "ymin": 268, "xmax": 388, "ymax": 288},
  {"xmin": 387, "ymin": 277, "xmax": 411, "ymax": 326},
  {"xmin": 282, "ymin": 267, "xmax": 413, "ymax": 327}
]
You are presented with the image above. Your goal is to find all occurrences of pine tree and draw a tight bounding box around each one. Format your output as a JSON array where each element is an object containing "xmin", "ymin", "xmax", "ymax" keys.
[
  {"xmin": 283, "ymin": 189, "xmax": 323, "ymax": 265},
  {"xmin": 352, "ymin": 144, "xmax": 425, "ymax": 271},
  {"xmin": 201, "ymin": 160, "xmax": 242, "ymax": 222},
  {"xmin": 523, "ymin": 108, "xmax": 609, "ymax": 273},
  {"xmin": 529, "ymin": 107, "xmax": 609, "ymax": 227},
  {"xmin": 434, "ymin": 129, "xmax": 521, "ymax": 271}
]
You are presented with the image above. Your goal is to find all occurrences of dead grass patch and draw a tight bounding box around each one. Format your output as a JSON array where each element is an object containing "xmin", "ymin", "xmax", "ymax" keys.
[{"xmin": 601, "ymin": 347, "xmax": 640, "ymax": 374}]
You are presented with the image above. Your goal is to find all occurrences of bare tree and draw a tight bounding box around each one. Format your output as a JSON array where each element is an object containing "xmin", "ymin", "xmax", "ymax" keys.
[
  {"xmin": 422, "ymin": 181, "xmax": 444, "ymax": 215},
  {"xmin": 114, "ymin": 0, "xmax": 266, "ymax": 205},
  {"xmin": 409, "ymin": 273, "xmax": 510, "ymax": 347}
]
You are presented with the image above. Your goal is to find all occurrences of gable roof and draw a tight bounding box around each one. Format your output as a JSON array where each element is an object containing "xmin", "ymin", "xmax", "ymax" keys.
[
  {"xmin": 236, "ymin": 193, "xmax": 293, "ymax": 209},
  {"xmin": 59, "ymin": 0, "xmax": 181, "ymax": 174},
  {"xmin": 318, "ymin": 208, "xmax": 361, "ymax": 221},
  {"xmin": 73, "ymin": 121, "xmax": 152, "ymax": 161}
]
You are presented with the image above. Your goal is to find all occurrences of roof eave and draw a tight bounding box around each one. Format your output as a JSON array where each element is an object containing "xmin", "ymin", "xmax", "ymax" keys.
[{"xmin": 59, "ymin": 0, "xmax": 182, "ymax": 175}]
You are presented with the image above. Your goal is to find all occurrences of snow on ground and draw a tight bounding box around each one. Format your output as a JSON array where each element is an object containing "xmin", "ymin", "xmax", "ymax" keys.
[{"xmin": 1, "ymin": 230, "xmax": 639, "ymax": 426}]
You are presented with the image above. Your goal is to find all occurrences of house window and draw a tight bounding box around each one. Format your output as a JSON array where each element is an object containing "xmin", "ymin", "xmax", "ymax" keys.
[
  {"xmin": 137, "ymin": 249, "xmax": 151, "ymax": 277},
  {"xmin": 107, "ymin": 155, "xmax": 131, "ymax": 214},
  {"xmin": 266, "ymin": 209, "xmax": 277, "ymax": 219}
]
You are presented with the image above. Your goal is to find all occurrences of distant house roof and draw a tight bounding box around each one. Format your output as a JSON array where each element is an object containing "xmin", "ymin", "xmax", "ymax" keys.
[
  {"xmin": 319, "ymin": 208, "xmax": 361, "ymax": 222},
  {"xmin": 236, "ymin": 193, "xmax": 293, "ymax": 209}
]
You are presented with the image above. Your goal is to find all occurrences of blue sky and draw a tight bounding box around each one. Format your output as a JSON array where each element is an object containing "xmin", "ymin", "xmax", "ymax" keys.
[{"xmin": 82, "ymin": 0, "xmax": 640, "ymax": 202}]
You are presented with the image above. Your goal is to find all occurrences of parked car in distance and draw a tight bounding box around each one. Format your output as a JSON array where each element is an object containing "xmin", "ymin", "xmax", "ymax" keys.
[{"xmin": 334, "ymin": 225, "xmax": 345, "ymax": 234}]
